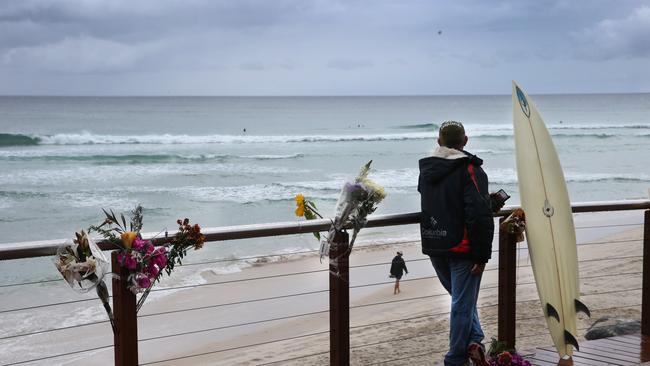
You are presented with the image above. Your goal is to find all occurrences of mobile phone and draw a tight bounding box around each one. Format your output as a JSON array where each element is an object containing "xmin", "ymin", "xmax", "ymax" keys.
[{"xmin": 494, "ymin": 189, "xmax": 510, "ymax": 203}]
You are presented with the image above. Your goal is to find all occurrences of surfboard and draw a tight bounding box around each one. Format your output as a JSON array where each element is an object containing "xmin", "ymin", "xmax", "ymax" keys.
[{"xmin": 512, "ymin": 81, "xmax": 590, "ymax": 359}]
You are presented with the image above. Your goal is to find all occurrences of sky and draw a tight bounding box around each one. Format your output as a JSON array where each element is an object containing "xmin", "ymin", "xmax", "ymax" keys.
[{"xmin": 1, "ymin": 0, "xmax": 650, "ymax": 96}]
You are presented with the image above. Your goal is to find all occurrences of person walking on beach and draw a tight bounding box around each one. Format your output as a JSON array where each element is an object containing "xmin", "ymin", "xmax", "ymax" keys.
[
  {"xmin": 418, "ymin": 121, "xmax": 504, "ymax": 366},
  {"xmin": 390, "ymin": 251, "xmax": 408, "ymax": 294}
]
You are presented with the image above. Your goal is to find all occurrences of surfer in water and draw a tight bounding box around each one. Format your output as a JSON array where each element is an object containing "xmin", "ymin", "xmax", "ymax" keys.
[{"xmin": 418, "ymin": 121, "xmax": 505, "ymax": 366}]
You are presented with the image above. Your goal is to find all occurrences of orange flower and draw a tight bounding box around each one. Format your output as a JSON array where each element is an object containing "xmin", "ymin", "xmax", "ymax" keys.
[
  {"xmin": 294, "ymin": 194, "xmax": 305, "ymax": 217},
  {"xmin": 121, "ymin": 231, "xmax": 137, "ymax": 249}
]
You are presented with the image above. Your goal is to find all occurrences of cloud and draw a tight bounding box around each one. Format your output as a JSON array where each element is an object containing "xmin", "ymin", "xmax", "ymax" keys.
[
  {"xmin": 239, "ymin": 61, "xmax": 266, "ymax": 71},
  {"xmin": 573, "ymin": 6, "xmax": 650, "ymax": 60},
  {"xmin": 327, "ymin": 59, "xmax": 373, "ymax": 70},
  {"xmin": 3, "ymin": 35, "xmax": 161, "ymax": 73}
]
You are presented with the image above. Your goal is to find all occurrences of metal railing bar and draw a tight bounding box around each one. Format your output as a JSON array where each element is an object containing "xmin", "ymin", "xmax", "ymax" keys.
[
  {"xmin": 582, "ymin": 287, "xmax": 641, "ymax": 297},
  {"xmin": 0, "ymin": 258, "xmax": 634, "ymax": 316},
  {"xmin": 139, "ymin": 330, "xmax": 330, "ymax": 365},
  {"xmin": 174, "ymin": 239, "xmax": 426, "ymax": 269},
  {"xmin": 140, "ymin": 292, "xmax": 462, "ymax": 343},
  {"xmin": 579, "ymin": 238, "xmax": 642, "ymax": 246},
  {"xmin": 142, "ymin": 309, "xmax": 463, "ymax": 365},
  {"xmin": 361, "ymin": 304, "xmax": 643, "ymax": 366},
  {"xmin": 575, "ymin": 222, "xmax": 643, "ymax": 230},
  {"xmin": 0, "ymin": 278, "xmax": 60, "ymax": 289},
  {"xmin": 3, "ymin": 344, "xmax": 113, "ymax": 366},
  {"xmin": 139, "ymin": 275, "xmax": 442, "ymax": 319},
  {"xmin": 482, "ymin": 288, "xmax": 642, "ymax": 309},
  {"xmin": 147, "ymin": 268, "xmax": 328, "ymax": 293},
  {"xmin": 140, "ymin": 291, "xmax": 476, "ymax": 344},
  {"xmin": 138, "ymin": 309, "xmax": 329, "ymax": 343},
  {"xmin": 233, "ymin": 302, "xmax": 645, "ymax": 366},
  {"xmin": 0, "ymin": 320, "xmax": 109, "ymax": 341},
  {"xmin": 514, "ymin": 304, "xmax": 641, "ymax": 325},
  {"xmin": 580, "ymin": 255, "xmax": 641, "ymax": 263},
  {"xmin": 349, "ymin": 318, "xmax": 501, "ymax": 355},
  {"xmin": 5, "ymin": 269, "xmax": 635, "ymax": 339},
  {"xmin": 512, "ymin": 271, "xmax": 643, "ymax": 290},
  {"xmin": 511, "ymin": 237, "xmax": 642, "ymax": 252},
  {"xmin": 255, "ymin": 350, "xmax": 330, "ymax": 366},
  {"xmin": 3, "ymin": 199, "xmax": 648, "ymax": 260},
  {"xmin": 148, "ymin": 266, "xmax": 497, "ymax": 294},
  {"xmin": 139, "ymin": 289, "xmax": 328, "ymax": 319},
  {"xmin": 0, "ymin": 297, "xmax": 100, "ymax": 315}
]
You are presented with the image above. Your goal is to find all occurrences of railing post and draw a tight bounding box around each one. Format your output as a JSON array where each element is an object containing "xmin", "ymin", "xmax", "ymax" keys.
[
  {"xmin": 643, "ymin": 210, "xmax": 650, "ymax": 336},
  {"xmin": 498, "ymin": 217, "xmax": 517, "ymax": 348},
  {"xmin": 329, "ymin": 230, "xmax": 350, "ymax": 366},
  {"xmin": 111, "ymin": 251, "xmax": 139, "ymax": 366}
]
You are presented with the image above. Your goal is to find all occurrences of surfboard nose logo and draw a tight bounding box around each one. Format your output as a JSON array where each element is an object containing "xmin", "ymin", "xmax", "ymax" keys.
[{"xmin": 516, "ymin": 86, "xmax": 531, "ymax": 118}]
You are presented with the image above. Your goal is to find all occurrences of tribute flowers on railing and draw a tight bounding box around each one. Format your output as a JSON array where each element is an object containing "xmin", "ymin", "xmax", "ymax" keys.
[
  {"xmin": 54, "ymin": 205, "xmax": 206, "ymax": 329},
  {"xmin": 294, "ymin": 160, "xmax": 386, "ymax": 259},
  {"xmin": 486, "ymin": 337, "xmax": 532, "ymax": 366},
  {"xmin": 53, "ymin": 230, "xmax": 114, "ymax": 332}
]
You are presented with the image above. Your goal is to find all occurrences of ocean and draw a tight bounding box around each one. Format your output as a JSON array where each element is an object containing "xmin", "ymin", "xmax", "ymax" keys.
[
  {"xmin": 1, "ymin": 94, "xmax": 649, "ymax": 363},
  {"xmin": 0, "ymin": 94, "xmax": 649, "ymax": 277}
]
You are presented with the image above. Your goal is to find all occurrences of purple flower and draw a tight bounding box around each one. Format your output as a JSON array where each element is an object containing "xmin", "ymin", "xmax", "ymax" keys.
[
  {"xmin": 146, "ymin": 262, "xmax": 160, "ymax": 277},
  {"xmin": 133, "ymin": 238, "xmax": 147, "ymax": 250},
  {"xmin": 118, "ymin": 251, "xmax": 138, "ymax": 270},
  {"xmin": 152, "ymin": 248, "xmax": 167, "ymax": 268},
  {"xmin": 137, "ymin": 275, "xmax": 151, "ymax": 289}
]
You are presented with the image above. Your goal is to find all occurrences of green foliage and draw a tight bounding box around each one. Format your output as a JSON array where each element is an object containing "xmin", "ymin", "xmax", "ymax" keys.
[{"xmin": 487, "ymin": 337, "xmax": 515, "ymax": 357}]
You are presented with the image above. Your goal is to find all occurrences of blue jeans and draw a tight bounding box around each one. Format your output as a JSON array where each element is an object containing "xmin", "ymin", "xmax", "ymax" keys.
[{"xmin": 430, "ymin": 257, "xmax": 484, "ymax": 366}]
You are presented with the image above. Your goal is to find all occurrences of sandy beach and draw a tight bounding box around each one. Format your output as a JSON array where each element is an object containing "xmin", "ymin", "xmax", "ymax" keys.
[{"xmin": 0, "ymin": 210, "xmax": 645, "ymax": 366}]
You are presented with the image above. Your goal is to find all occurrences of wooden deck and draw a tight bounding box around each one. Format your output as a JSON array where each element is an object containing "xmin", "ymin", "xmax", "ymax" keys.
[{"xmin": 524, "ymin": 333, "xmax": 650, "ymax": 366}]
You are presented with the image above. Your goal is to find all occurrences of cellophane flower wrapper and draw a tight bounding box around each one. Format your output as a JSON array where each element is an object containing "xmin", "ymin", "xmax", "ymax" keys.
[
  {"xmin": 53, "ymin": 239, "xmax": 109, "ymax": 293},
  {"xmin": 53, "ymin": 234, "xmax": 116, "ymax": 333},
  {"xmin": 321, "ymin": 161, "xmax": 386, "ymax": 260}
]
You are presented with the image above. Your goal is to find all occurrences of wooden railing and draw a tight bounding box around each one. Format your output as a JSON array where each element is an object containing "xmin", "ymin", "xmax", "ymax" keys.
[{"xmin": 1, "ymin": 199, "xmax": 649, "ymax": 365}]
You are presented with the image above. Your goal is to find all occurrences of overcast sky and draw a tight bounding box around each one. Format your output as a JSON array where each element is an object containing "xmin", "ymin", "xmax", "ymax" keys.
[{"xmin": 1, "ymin": 0, "xmax": 649, "ymax": 96}]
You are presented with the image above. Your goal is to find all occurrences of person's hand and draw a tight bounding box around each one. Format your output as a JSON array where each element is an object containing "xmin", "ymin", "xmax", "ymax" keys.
[
  {"xmin": 489, "ymin": 192, "xmax": 506, "ymax": 213},
  {"xmin": 471, "ymin": 263, "xmax": 485, "ymax": 276}
]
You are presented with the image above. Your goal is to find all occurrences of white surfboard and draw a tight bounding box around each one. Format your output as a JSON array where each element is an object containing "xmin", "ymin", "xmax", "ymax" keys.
[{"xmin": 512, "ymin": 81, "xmax": 590, "ymax": 358}]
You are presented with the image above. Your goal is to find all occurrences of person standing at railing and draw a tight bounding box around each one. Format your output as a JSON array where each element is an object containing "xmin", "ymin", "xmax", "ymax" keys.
[
  {"xmin": 418, "ymin": 121, "xmax": 505, "ymax": 366},
  {"xmin": 389, "ymin": 251, "xmax": 408, "ymax": 294}
]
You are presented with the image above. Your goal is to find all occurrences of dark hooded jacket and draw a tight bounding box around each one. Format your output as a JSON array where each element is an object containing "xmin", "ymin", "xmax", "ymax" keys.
[
  {"xmin": 390, "ymin": 255, "xmax": 408, "ymax": 278},
  {"xmin": 418, "ymin": 147, "xmax": 494, "ymax": 263}
]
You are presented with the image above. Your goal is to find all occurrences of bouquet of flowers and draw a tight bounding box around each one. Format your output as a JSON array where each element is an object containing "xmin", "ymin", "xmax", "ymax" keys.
[
  {"xmin": 486, "ymin": 338, "xmax": 532, "ymax": 366},
  {"xmin": 500, "ymin": 208, "xmax": 526, "ymax": 243},
  {"xmin": 294, "ymin": 160, "xmax": 386, "ymax": 259},
  {"xmin": 54, "ymin": 205, "xmax": 206, "ymax": 326},
  {"xmin": 53, "ymin": 230, "xmax": 114, "ymax": 332},
  {"xmin": 88, "ymin": 205, "xmax": 205, "ymax": 310}
]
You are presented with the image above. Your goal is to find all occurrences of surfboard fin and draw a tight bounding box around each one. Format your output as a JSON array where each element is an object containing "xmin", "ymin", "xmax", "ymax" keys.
[
  {"xmin": 575, "ymin": 299, "xmax": 591, "ymax": 317},
  {"xmin": 546, "ymin": 303, "xmax": 560, "ymax": 321},
  {"xmin": 564, "ymin": 330, "xmax": 579, "ymax": 351}
]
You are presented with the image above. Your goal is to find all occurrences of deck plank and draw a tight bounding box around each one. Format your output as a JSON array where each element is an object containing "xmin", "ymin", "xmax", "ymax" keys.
[{"xmin": 525, "ymin": 333, "xmax": 650, "ymax": 366}]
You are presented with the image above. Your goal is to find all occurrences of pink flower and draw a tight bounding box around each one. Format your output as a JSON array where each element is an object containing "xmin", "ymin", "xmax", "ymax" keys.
[
  {"xmin": 497, "ymin": 352, "xmax": 512, "ymax": 366},
  {"xmin": 133, "ymin": 238, "xmax": 146, "ymax": 250},
  {"xmin": 146, "ymin": 262, "xmax": 160, "ymax": 277},
  {"xmin": 137, "ymin": 275, "xmax": 151, "ymax": 289},
  {"xmin": 118, "ymin": 251, "xmax": 138, "ymax": 270},
  {"xmin": 133, "ymin": 238, "xmax": 155, "ymax": 254},
  {"xmin": 152, "ymin": 248, "xmax": 167, "ymax": 268}
]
